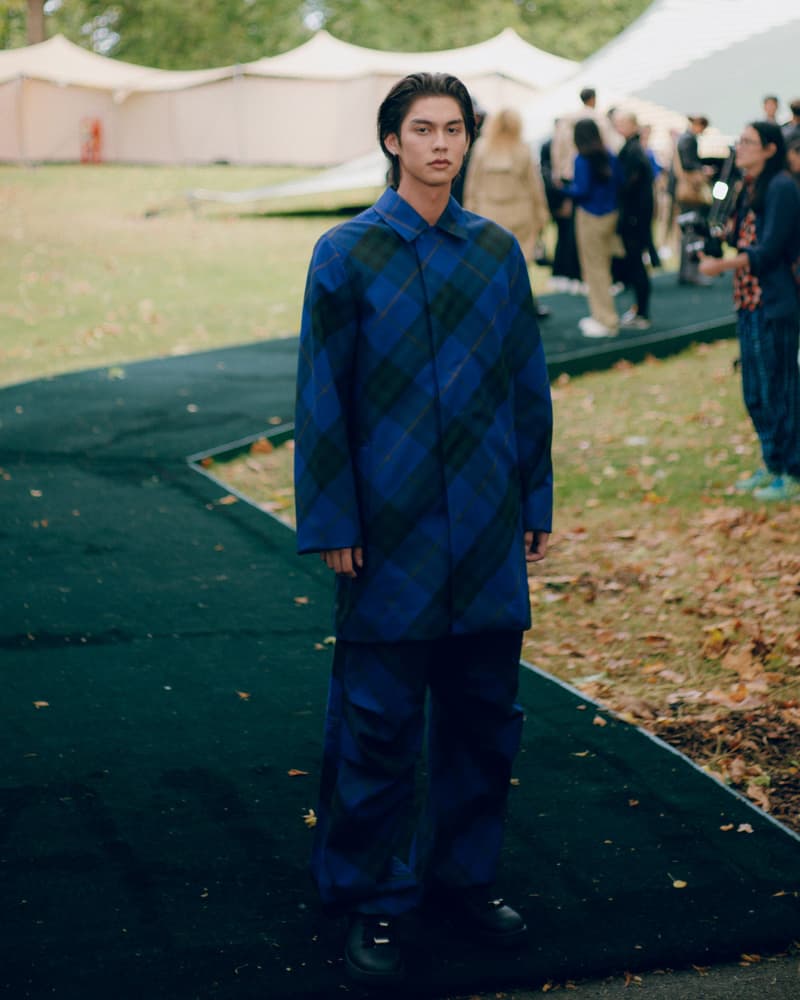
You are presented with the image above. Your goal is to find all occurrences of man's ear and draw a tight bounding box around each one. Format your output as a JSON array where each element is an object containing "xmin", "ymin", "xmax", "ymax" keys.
[{"xmin": 384, "ymin": 132, "xmax": 400, "ymax": 156}]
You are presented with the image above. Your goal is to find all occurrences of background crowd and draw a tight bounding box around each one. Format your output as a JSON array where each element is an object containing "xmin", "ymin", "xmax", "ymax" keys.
[{"xmin": 458, "ymin": 88, "xmax": 800, "ymax": 349}]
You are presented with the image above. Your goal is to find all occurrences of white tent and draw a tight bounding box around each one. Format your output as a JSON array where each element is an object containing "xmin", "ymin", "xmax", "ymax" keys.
[
  {"xmin": 187, "ymin": 0, "xmax": 800, "ymax": 210},
  {"xmin": 0, "ymin": 29, "xmax": 577, "ymax": 166},
  {"xmin": 522, "ymin": 0, "xmax": 800, "ymax": 147}
]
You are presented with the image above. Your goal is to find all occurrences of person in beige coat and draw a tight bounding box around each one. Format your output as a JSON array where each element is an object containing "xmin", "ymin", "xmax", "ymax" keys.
[{"xmin": 464, "ymin": 107, "xmax": 551, "ymax": 317}]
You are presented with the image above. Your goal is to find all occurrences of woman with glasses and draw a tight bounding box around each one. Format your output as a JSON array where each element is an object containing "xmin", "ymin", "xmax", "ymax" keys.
[{"xmin": 700, "ymin": 121, "xmax": 800, "ymax": 501}]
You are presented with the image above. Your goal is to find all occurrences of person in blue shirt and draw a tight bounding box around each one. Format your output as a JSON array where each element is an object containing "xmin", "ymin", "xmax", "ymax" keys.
[
  {"xmin": 566, "ymin": 117, "xmax": 622, "ymax": 337},
  {"xmin": 294, "ymin": 72, "xmax": 553, "ymax": 985},
  {"xmin": 700, "ymin": 121, "xmax": 800, "ymax": 501}
]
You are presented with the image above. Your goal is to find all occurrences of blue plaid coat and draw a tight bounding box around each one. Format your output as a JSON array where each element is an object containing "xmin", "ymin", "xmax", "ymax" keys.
[{"xmin": 295, "ymin": 187, "xmax": 553, "ymax": 642}]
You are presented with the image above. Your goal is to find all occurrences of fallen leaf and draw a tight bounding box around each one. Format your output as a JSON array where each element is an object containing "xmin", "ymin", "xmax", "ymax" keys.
[
  {"xmin": 303, "ymin": 809, "xmax": 317, "ymax": 828},
  {"xmin": 737, "ymin": 823, "xmax": 754, "ymax": 834},
  {"xmin": 236, "ymin": 691, "xmax": 251, "ymax": 700},
  {"xmin": 593, "ymin": 715, "xmax": 608, "ymax": 727},
  {"xmin": 288, "ymin": 769, "xmax": 309, "ymax": 777},
  {"xmin": 672, "ymin": 879, "xmax": 688, "ymax": 889},
  {"xmin": 217, "ymin": 494, "xmax": 238, "ymax": 506},
  {"xmin": 294, "ymin": 596, "xmax": 309, "ymax": 605},
  {"xmin": 250, "ymin": 438, "xmax": 274, "ymax": 454},
  {"xmin": 33, "ymin": 700, "xmax": 49, "ymax": 709}
]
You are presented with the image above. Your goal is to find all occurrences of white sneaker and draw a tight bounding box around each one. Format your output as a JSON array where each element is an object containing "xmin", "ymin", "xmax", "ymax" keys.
[
  {"xmin": 621, "ymin": 308, "xmax": 652, "ymax": 330},
  {"xmin": 549, "ymin": 276, "xmax": 570, "ymax": 292},
  {"xmin": 579, "ymin": 316, "xmax": 617, "ymax": 338},
  {"xmin": 569, "ymin": 280, "xmax": 588, "ymax": 295},
  {"xmin": 611, "ymin": 282, "xmax": 625, "ymax": 296}
]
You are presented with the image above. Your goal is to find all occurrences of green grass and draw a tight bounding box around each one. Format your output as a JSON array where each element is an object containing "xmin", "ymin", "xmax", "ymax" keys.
[
  {"xmin": 0, "ymin": 164, "xmax": 560, "ymax": 388},
  {"xmin": 0, "ymin": 164, "xmax": 334, "ymax": 387},
  {"xmin": 5, "ymin": 165, "xmax": 799, "ymax": 828}
]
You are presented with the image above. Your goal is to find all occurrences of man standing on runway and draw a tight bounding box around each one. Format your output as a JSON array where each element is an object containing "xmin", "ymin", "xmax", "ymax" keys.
[{"xmin": 294, "ymin": 72, "xmax": 553, "ymax": 985}]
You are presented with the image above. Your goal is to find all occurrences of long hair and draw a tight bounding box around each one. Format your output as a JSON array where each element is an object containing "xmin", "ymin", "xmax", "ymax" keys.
[
  {"xmin": 481, "ymin": 107, "xmax": 523, "ymax": 154},
  {"xmin": 574, "ymin": 117, "xmax": 611, "ymax": 183},
  {"xmin": 743, "ymin": 120, "xmax": 786, "ymax": 214},
  {"xmin": 378, "ymin": 73, "xmax": 476, "ymax": 188}
]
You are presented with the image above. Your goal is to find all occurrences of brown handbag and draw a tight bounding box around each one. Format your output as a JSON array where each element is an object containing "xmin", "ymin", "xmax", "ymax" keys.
[{"xmin": 673, "ymin": 150, "xmax": 712, "ymax": 206}]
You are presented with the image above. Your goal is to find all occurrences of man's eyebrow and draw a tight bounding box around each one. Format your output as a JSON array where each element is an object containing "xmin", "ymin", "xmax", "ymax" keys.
[{"xmin": 408, "ymin": 117, "xmax": 464, "ymax": 126}]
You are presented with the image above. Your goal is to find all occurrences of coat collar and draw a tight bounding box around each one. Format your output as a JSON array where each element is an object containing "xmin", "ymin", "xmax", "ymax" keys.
[{"xmin": 374, "ymin": 186, "xmax": 469, "ymax": 242}]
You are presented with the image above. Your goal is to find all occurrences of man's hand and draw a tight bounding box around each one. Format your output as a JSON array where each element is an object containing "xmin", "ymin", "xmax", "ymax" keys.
[
  {"xmin": 525, "ymin": 530, "xmax": 549, "ymax": 563},
  {"xmin": 320, "ymin": 547, "xmax": 363, "ymax": 578}
]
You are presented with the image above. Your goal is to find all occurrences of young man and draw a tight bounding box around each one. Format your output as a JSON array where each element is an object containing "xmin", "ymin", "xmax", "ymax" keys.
[{"xmin": 294, "ymin": 73, "xmax": 553, "ymax": 984}]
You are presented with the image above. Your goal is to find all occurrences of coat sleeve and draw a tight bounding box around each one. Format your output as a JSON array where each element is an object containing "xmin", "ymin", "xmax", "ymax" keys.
[
  {"xmin": 744, "ymin": 175, "xmax": 800, "ymax": 276},
  {"xmin": 505, "ymin": 243, "xmax": 554, "ymax": 533},
  {"xmin": 294, "ymin": 233, "xmax": 363, "ymax": 555}
]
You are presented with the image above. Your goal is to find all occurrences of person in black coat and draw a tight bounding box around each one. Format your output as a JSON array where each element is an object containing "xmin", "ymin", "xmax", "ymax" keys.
[{"xmin": 613, "ymin": 110, "xmax": 654, "ymax": 328}]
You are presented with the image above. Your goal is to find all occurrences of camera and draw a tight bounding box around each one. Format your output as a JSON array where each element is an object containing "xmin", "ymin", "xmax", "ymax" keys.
[{"xmin": 677, "ymin": 150, "xmax": 739, "ymax": 262}]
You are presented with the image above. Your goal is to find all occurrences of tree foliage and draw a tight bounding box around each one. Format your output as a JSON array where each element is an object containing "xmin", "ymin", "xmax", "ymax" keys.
[{"xmin": 1, "ymin": 0, "xmax": 653, "ymax": 65}]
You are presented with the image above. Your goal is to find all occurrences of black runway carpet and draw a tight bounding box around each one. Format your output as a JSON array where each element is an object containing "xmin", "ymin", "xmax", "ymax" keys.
[{"xmin": 3, "ymin": 278, "xmax": 799, "ymax": 1000}]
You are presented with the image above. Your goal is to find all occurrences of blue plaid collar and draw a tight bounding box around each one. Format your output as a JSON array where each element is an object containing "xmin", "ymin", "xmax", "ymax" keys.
[{"xmin": 374, "ymin": 187, "xmax": 469, "ymax": 242}]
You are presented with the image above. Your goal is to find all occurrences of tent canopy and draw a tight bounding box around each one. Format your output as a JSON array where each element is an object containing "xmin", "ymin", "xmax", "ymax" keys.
[
  {"xmin": 523, "ymin": 0, "xmax": 800, "ymax": 141},
  {"xmin": 0, "ymin": 29, "xmax": 578, "ymax": 165},
  {"xmin": 0, "ymin": 28, "xmax": 576, "ymax": 93}
]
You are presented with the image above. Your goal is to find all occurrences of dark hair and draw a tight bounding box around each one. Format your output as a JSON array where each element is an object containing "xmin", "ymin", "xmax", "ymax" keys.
[
  {"xmin": 579, "ymin": 87, "xmax": 596, "ymax": 106},
  {"xmin": 763, "ymin": 94, "xmax": 779, "ymax": 104},
  {"xmin": 790, "ymin": 98, "xmax": 800, "ymax": 117},
  {"xmin": 787, "ymin": 135, "xmax": 800, "ymax": 156},
  {"xmin": 742, "ymin": 120, "xmax": 786, "ymax": 213},
  {"xmin": 574, "ymin": 117, "xmax": 611, "ymax": 183},
  {"xmin": 377, "ymin": 72, "xmax": 476, "ymax": 189}
]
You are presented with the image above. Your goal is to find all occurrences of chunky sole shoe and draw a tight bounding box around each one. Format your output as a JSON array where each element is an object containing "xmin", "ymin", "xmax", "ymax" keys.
[
  {"xmin": 344, "ymin": 914, "xmax": 405, "ymax": 984},
  {"xmin": 428, "ymin": 884, "xmax": 527, "ymax": 948}
]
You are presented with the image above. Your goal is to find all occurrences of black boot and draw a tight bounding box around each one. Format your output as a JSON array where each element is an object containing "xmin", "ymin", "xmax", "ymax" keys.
[
  {"xmin": 429, "ymin": 884, "xmax": 527, "ymax": 947},
  {"xmin": 344, "ymin": 913, "xmax": 405, "ymax": 984}
]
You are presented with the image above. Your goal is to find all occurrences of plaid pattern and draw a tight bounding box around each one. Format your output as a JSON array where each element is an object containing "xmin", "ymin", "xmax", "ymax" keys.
[
  {"xmin": 310, "ymin": 632, "xmax": 524, "ymax": 914},
  {"xmin": 737, "ymin": 309, "xmax": 800, "ymax": 477},
  {"xmin": 295, "ymin": 187, "xmax": 553, "ymax": 641}
]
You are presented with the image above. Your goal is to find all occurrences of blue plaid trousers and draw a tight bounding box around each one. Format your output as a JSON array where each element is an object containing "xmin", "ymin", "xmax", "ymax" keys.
[
  {"xmin": 310, "ymin": 631, "xmax": 524, "ymax": 915},
  {"xmin": 737, "ymin": 309, "xmax": 800, "ymax": 478}
]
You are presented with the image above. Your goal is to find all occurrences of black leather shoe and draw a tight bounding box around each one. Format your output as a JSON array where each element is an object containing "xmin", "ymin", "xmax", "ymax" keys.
[
  {"xmin": 431, "ymin": 885, "xmax": 527, "ymax": 947},
  {"xmin": 344, "ymin": 913, "xmax": 405, "ymax": 984}
]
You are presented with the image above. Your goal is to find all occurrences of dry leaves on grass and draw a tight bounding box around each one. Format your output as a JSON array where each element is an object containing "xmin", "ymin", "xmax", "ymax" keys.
[{"xmin": 526, "ymin": 503, "xmax": 800, "ymax": 830}]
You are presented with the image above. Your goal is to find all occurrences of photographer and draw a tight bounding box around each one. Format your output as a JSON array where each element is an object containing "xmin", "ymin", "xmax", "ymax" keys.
[
  {"xmin": 674, "ymin": 114, "xmax": 715, "ymax": 285},
  {"xmin": 699, "ymin": 121, "xmax": 800, "ymax": 501}
]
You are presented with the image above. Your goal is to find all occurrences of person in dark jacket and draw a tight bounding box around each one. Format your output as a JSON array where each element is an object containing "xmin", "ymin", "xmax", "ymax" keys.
[
  {"xmin": 699, "ymin": 121, "xmax": 800, "ymax": 501},
  {"xmin": 614, "ymin": 110, "xmax": 654, "ymax": 328},
  {"xmin": 675, "ymin": 114, "xmax": 714, "ymax": 285},
  {"xmin": 787, "ymin": 134, "xmax": 800, "ymax": 188},
  {"xmin": 295, "ymin": 72, "xmax": 553, "ymax": 984}
]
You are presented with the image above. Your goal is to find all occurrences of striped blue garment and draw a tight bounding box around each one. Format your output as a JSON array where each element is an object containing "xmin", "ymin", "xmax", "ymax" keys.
[{"xmin": 295, "ymin": 186, "xmax": 553, "ymax": 641}]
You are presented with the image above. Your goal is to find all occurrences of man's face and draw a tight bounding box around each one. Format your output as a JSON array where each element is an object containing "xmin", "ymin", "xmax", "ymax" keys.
[
  {"xmin": 614, "ymin": 114, "xmax": 636, "ymax": 139},
  {"xmin": 764, "ymin": 98, "xmax": 778, "ymax": 119},
  {"xmin": 787, "ymin": 147, "xmax": 800, "ymax": 176},
  {"xmin": 384, "ymin": 96, "xmax": 469, "ymax": 192}
]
